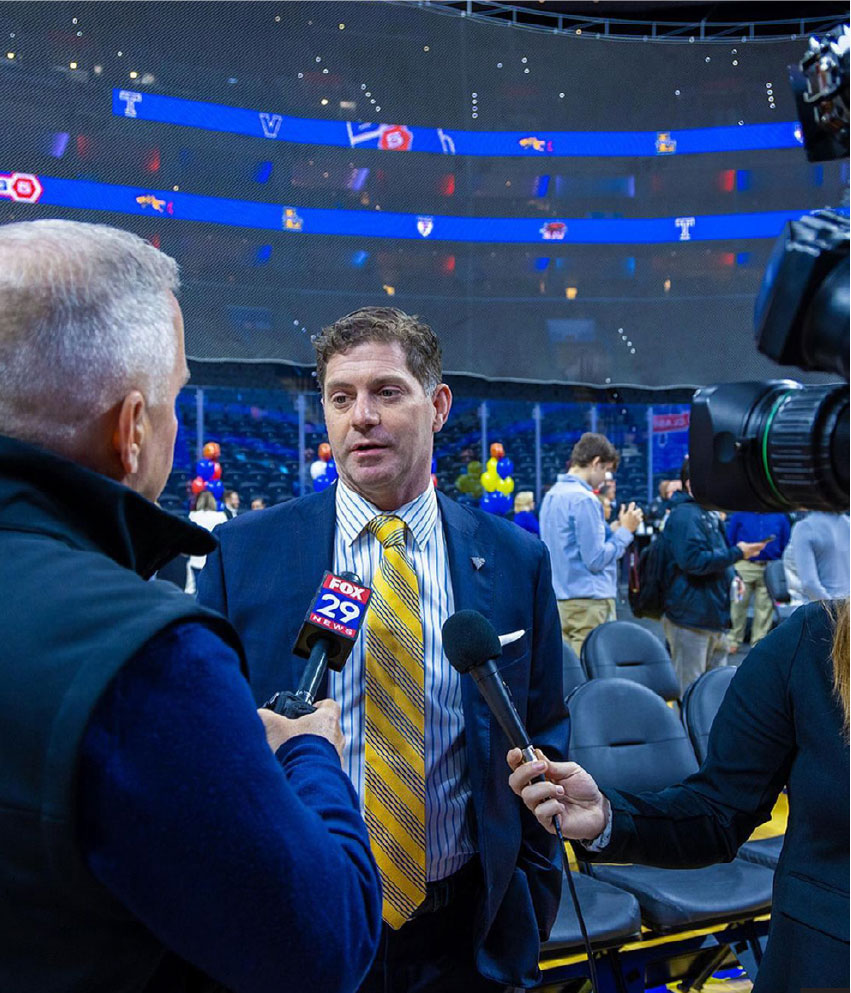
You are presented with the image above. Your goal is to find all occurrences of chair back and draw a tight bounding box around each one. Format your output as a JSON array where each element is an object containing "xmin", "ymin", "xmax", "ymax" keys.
[
  {"xmin": 561, "ymin": 639, "xmax": 586, "ymax": 702},
  {"xmin": 581, "ymin": 620, "xmax": 680, "ymax": 702},
  {"xmin": 764, "ymin": 560, "xmax": 790, "ymax": 603},
  {"xmin": 567, "ymin": 679, "xmax": 698, "ymax": 795},
  {"xmin": 681, "ymin": 666, "xmax": 737, "ymax": 763}
]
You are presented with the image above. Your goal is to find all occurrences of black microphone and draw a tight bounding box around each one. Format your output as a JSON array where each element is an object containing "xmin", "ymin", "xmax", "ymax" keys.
[
  {"xmin": 264, "ymin": 571, "xmax": 371, "ymax": 719},
  {"xmin": 442, "ymin": 609, "xmax": 543, "ymax": 777}
]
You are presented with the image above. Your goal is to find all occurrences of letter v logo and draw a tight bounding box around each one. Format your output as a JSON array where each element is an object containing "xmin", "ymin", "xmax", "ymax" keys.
[{"xmin": 259, "ymin": 113, "xmax": 283, "ymax": 139}]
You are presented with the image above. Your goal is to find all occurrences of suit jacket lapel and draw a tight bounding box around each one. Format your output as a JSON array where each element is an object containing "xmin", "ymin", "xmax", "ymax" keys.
[{"xmin": 438, "ymin": 492, "xmax": 493, "ymax": 620}]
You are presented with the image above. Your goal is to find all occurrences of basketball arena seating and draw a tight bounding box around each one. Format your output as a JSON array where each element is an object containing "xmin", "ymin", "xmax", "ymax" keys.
[
  {"xmin": 541, "ymin": 678, "xmax": 774, "ymax": 989},
  {"xmin": 580, "ymin": 621, "xmax": 681, "ymax": 703},
  {"xmin": 681, "ymin": 666, "xmax": 738, "ymax": 763},
  {"xmin": 561, "ymin": 640, "xmax": 586, "ymax": 700},
  {"xmin": 536, "ymin": 641, "xmax": 787, "ymax": 990},
  {"xmin": 683, "ymin": 667, "xmax": 785, "ymax": 872},
  {"xmin": 764, "ymin": 558, "xmax": 797, "ymax": 625}
]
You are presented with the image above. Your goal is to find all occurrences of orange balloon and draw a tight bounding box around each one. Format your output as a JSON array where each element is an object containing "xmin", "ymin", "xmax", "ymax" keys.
[
  {"xmin": 318, "ymin": 442, "xmax": 332, "ymax": 462},
  {"xmin": 490, "ymin": 443, "xmax": 504, "ymax": 460},
  {"xmin": 203, "ymin": 441, "xmax": 221, "ymax": 460},
  {"xmin": 431, "ymin": 473, "xmax": 439, "ymax": 489},
  {"xmin": 191, "ymin": 476, "xmax": 207, "ymax": 495}
]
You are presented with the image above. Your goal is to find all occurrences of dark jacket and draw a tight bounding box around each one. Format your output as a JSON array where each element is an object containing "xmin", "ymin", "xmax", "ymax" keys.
[
  {"xmin": 579, "ymin": 602, "xmax": 849, "ymax": 993},
  {"xmin": 198, "ymin": 484, "xmax": 569, "ymax": 989},
  {"xmin": 0, "ymin": 434, "xmax": 241, "ymax": 991},
  {"xmin": 661, "ymin": 491, "xmax": 742, "ymax": 631}
]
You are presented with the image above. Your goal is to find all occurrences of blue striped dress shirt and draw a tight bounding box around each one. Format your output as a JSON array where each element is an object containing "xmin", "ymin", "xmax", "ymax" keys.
[{"xmin": 330, "ymin": 480, "xmax": 474, "ymax": 882}]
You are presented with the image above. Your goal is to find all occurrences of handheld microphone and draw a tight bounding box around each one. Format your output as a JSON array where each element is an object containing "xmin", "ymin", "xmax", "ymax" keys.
[
  {"xmin": 441, "ymin": 609, "xmax": 543, "ymax": 778},
  {"xmin": 441, "ymin": 608, "xmax": 600, "ymax": 993},
  {"xmin": 264, "ymin": 571, "xmax": 371, "ymax": 719}
]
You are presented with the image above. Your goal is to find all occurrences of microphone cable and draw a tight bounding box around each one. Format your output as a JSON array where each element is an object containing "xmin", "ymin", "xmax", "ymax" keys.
[{"xmin": 553, "ymin": 819, "xmax": 600, "ymax": 993}]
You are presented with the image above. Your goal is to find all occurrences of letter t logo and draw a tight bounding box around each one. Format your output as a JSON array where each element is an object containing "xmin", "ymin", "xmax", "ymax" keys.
[{"xmin": 118, "ymin": 90, "xmax": 142, "ymax": 118}]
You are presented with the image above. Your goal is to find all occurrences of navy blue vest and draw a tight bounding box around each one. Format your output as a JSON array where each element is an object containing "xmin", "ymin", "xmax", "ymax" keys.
[{"xmin": 0, "ymin": 435, "xmax": 245, "ymax": 992}]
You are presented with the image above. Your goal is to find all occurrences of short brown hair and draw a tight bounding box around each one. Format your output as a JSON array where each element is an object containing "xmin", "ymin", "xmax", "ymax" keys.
[
  {"xmin": 569, "ymin": 432, "xmax": 619, "ymax": 469},
  {"xmin": 312, "ymin": 307, "xmax": 442, "ymax": 395}
]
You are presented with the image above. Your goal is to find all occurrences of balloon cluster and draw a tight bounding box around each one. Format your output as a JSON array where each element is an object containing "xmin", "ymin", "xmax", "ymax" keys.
[
  {"xmin": 455, "ymin": 460, "xmax": 484, "ymax": 500},
  {"xmin": 479, "ymin": 443, "xmax": 515, "ymax": 515},
  {"xmin": 191, "ymin": 442, "xmax": 225, "ymax": 509},
  {"xmin": 310, "ymin": 442, "xmax": 339, "ymax": 492}
]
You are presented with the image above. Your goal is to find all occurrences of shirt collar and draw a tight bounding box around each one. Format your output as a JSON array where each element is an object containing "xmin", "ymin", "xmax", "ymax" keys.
[
  {"xmin": 557, "ymin": 472, "xmax": 593, "ymax": 492},
  {"xmin": 335, "ymin": 479, "xmax": 439, "ymax": 550}
]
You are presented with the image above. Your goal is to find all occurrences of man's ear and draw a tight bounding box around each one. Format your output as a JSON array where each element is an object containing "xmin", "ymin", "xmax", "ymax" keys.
[
  {"xmin": 112, "ymin": 391, "xmax": 146, "ymax": 477},
  {"xmin": 431, "ymin": 384, "xmax": 452, "ymax": 433}
]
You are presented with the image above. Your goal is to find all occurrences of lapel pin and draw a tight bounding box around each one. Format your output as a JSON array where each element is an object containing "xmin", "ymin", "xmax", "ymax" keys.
[{"xmin": 471, "ymin": 556, "xmax": 486, "ymax": 570}]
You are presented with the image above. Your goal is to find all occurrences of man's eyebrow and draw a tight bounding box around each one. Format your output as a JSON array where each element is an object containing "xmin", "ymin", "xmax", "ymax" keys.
[{"xmin": 325, "ymin": 373, "xmax": 410, "ymax": 391}]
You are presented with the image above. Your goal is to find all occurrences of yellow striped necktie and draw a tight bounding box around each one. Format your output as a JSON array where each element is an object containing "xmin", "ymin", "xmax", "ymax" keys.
[{"xmin": 363, "ymin": 514, "xmax": 427, "ymax": 929}]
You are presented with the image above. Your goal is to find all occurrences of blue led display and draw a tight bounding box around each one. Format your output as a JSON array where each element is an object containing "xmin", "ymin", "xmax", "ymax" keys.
[
  {"xmin": 17, "ymin": 170, "xmax": 837, "ymax": 244},
  {"xmin": 112, "ymin": 88, "xmax": 806, "ymax": 159}
]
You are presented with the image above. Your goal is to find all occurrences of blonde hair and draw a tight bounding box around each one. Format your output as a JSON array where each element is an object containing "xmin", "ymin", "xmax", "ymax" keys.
[
  {"xmin": 194, "ymin": 491, "xmax": 217, "ymax": 512},
  {"xmin": 831, "ymin": 598, "xmax": 850, "ymax": 736},
  {"xmin": 514, "ymin": 491, "xmax": 534, "ymax": 514}
]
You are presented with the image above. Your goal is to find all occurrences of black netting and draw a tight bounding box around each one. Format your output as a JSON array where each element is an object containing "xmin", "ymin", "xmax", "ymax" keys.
[{"xmin": 0, "ymin": 1, "xmax": 845, "ymax": 389}]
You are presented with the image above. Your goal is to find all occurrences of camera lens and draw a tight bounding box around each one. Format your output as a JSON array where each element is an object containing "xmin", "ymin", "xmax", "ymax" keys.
[
  {"xmin": 690, "ymin": 380, "xmax": 849, "ymax": 512},
  {"xmin": 759, "ymin": 383, "xmax": 848, "ymax": 510}
]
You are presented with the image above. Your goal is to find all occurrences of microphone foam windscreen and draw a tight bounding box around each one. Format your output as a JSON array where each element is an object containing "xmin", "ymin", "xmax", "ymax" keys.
[{"xmin": 442, "ymin": 610, "xmax": 502, "ymax": 674}]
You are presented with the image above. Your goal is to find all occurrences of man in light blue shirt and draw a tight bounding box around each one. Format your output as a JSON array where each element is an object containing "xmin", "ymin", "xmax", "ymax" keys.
[
  {"xmin": 786, "ymin": 512, "xmax": 851, "ymax": 603},
  {"xmin": 539, "ymin": 432, "xmax": 642, "ymax": 654}
]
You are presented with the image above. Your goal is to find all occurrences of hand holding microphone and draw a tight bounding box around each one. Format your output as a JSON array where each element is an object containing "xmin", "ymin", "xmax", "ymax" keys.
[
  {"xmin": 263, "ymin": 571, "xmax": 371, "ymax": 719},
  {"xmin": 506, "ymin": 751, "xmax": 609, "ymax": 840},
  {"xmin": 258, "ymin": 699, "xmax": 346, "ymax": 761}
]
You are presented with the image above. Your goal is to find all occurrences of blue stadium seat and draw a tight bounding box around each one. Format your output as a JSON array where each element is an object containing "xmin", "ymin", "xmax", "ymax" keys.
[
  {"xmin": 566, "ymin": 679, "xmax": 774, "ymax": 933},
  {"xmin": 581, "ymin": 621, "xmax": 680, "ymax": 702},
  {"xmin": 561, "ymin": 640, "xmax": 586, "ymax": 703},
  {"xmin": 681, "ymin": 666, "xmax": 737, "ymax": 763},
  {"xmin": 543, "ymin": 871, "xmax": 641, "ymax": 953},
  {"xmin": 682, "ymin": 666, "xmax": 784, "ymax": 872}
]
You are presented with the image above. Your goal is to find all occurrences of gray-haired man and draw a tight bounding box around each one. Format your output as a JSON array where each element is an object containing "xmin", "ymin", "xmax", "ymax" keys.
[{"xmin": 0, "ymin": 219, "xmax": 380, "ymax": 993}]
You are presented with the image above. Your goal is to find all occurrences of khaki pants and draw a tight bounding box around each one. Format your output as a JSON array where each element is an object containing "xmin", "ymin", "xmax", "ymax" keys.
[
  {"xmin": 730, "ymin": 559, "xmax": 775, "ymax": 646},
  {"xmin": 662, "ymin": 616, "xmax": 729, "ymax": 694},
  {"xmin": 558, "ymin": 598, "xmax": 616, "ymax": 656}
]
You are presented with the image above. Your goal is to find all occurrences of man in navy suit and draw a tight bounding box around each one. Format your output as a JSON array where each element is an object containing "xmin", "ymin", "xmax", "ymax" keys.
[{"xmin": 198, "ymin": 307, "xmax": 568, "ymax": 991}]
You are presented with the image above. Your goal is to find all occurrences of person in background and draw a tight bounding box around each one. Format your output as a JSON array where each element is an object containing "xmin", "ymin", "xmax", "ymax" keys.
[
  {"xmin": 660, "ymin": 457, "xmax": 769, "ymax": 691},
  {"xmin": 512, "ymin": 490, "xmax": 540, "ymax": 535},
  {"xmin": 187, "ymin": 490, "xmax": 229, "ymax": 592},
  {"xmin": 785, "ymin": 512, "xmax": 851, "ymax": 603},
  {"xmin": 0, "ymin": 219, "xmax": 381, "ymax": 993},
  {"xmin": 539, "ymin": 433, "xmax": 642, "ymax": 655},
  {"xmin": 595, "ymin": 474, "xmax": 616, "ymax": 522},
  {"xmin": 250, "ymin": 496, "xmax": 267, "ymax": 510},
  {"xmin": 648, "ymin": 479, "xmax": 679, "ymax": 530},
  {"xmin": 223, "ymin": 488, "xmax": 241, "ymax": 518},
  {"xmin": 508, "ymin": 598, "xmax": 850, "ymax": 993},
  {"xmin": 725, "ymin": 511, "xmax": 791, "ymax": 653}
]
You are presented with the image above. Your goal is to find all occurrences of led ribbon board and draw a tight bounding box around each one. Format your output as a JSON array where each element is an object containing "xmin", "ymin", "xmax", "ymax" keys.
[
  {"xmin": 113, "ymin": 89, "xmax": 805, "ymax": 158},
  {"xmin": 10, "ymin": 170, "xmax": 829, "ymax": 244}
]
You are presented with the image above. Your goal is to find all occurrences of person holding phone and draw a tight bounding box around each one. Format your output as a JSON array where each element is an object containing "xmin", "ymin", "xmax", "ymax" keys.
[
  {"xmin": 726, "ymin": 511, "xmax": 792, "ymax": 652},
  {"xmin": 659, "ymin": 458, "xmax": 771, "ymax": 691}
]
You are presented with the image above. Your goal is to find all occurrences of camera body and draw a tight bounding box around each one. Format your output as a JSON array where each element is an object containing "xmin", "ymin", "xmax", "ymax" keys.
[{"xmin": 690, "ymin": 25, "xmax": 850, "ymax": 514}]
